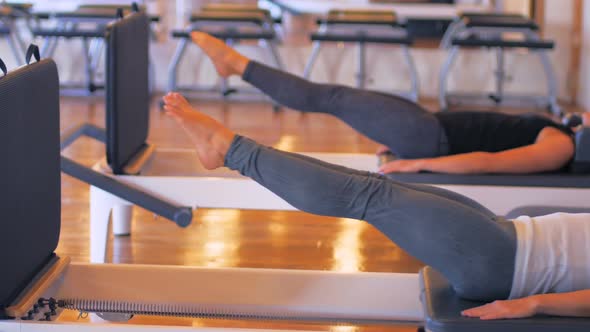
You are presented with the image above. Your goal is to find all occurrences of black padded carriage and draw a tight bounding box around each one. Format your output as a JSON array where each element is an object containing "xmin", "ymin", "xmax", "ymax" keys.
[
  {"xmin": 0, "ymin": 59, "xmax": 61, "ymax": 318},
  {"xmin": 420, "ymin": 266, "xmax": 590, "ymax": 332},
  {"xmin": 105, "ymin": 11, "xmax": 150, "ymax": 174}
]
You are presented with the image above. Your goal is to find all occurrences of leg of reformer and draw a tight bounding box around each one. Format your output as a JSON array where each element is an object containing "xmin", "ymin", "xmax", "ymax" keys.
[
  {"xmin": 112, "ymin": 205, "xmax": 134, "ymax": 236},
  {"xmin": 168, "ymin": 37, "xmax": 189, "ymax": 92},
  {"xmin": 303, "ymin": 41, "xmax": 322, "ymax": 80},
  {"xmin": 265, "ymin": 39, "xmax": 285, "ymax": 111},
  {"xmin": 356, "ymin": 41, "xmax": 366, "ymax": 89},
  {"xmin": 402, "ymin": 45, "xmax": 419, "ymax": 102},
  {"xmin": 220, "ymin": 38, "xmax": 234, "ymax": 96},
  {"xmin": 82, "ymin": 38, "xmax": 95, "ymax": 92},
  {"xmin": 538, "ymin": 50, "xmax": 561, "ymax": 116},
  {"xmin": 439, "ymin": 19, "xmax": 463, "ymax": 49},
  {"xmin": 439, "ymin": 46, "xmax": 460, "ymax": 111},
  {"xmin": 6, "ymin": 33, "xmax": 22, "ymax": 66},
  {"xmin": 492, "ymin": 47, "xmax": 505, "ymax": 104},
  {"xmin": 89, "ymin": 186, "xmax": 114, "ymax": 263}
]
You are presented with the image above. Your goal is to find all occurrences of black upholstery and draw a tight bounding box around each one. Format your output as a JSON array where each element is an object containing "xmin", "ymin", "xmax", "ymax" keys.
[
  {"xmin": 462, "ymin": 13, "xmax": 539, "ymax": 30},
  {"xmin": 452, "ymin": 38, "xmax": 554, "ymax": 49},
  {"xmin": 190, "ymin": 11, "xmax": 268, "ymax": 24},
  {"xmin": 0, "ymin": 25, "xmax": 9, "ymax": 35},
  {"xmin": 31, "ymin": 28, "xmax": 104, "ymax": 38},
  {"xmin": 311, "ymin": 32, "xmax": 412, "ymax": 45},
  {"xmin": 506, "ymin": 206, "xmax": 590, "ymax": 219},
  {"xmin": 0, "ymin": 60, "xmax": 61, "ymax": 316},
  {"xmin": 386, "ymin": 172, "xmax": 590, "ymax": 188},
  {"xmin": 420, "ymin": 266, "xmax": 590, "ymax": 332},
  {"xmin": 34, "ymin": 8, "xmax": 160, "ymax": 23},
  {"xmin": 105, "ymin": 12, "xmax": 150, "ymax": 174},
  {"xmin": 379, "ymin": 151, "xmax": 590, "ymax": 188},
  {"xmin": 172, "ymin": 30, "xmax": 275, "ymax": 41}
]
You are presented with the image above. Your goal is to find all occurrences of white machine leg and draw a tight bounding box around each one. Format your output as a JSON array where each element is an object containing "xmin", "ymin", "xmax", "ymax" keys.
[
  {"xmin": 112, "ymin": 205, "xmax": 133, "ymax": 236},
  {"xmin": 90, "ymin": 186, "xmax": 128, "ymax": 263}
]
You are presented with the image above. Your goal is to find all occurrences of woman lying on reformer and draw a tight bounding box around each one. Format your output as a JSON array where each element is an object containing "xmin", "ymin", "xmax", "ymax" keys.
[
  {"xmin": 187, "ymin": 32, "xmax": 579, "ymax": 175},
  {"xmin": 161, "ymin": 89, "xmax": 590, "ymax": 321}
]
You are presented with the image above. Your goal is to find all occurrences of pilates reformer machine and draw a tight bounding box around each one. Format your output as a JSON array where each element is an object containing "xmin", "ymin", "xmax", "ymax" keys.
[
  {"xmin": 57, "ymin": 6, "xmax": 590, "ymax": 265},
  {"xmin": 0, "ymin": 2, "xmax": 31, "ymax": 65},
  {"xmin": 168, "ymin": 3, "xmax": 284, "ymax": 104},
  {"xmin": 3, "ymin": 41, "xmax": 590, "ymax": 332},
  {"xmin": 29, "ymin": 2, "xmax": 159, "ymax": 95},
  {"xmin": 303, "ymin": 9, "xmax": 418, "ymax": 102},
  {"xmin": 439, "ymin": 12, "xmax": 561, "ymax": 115}
]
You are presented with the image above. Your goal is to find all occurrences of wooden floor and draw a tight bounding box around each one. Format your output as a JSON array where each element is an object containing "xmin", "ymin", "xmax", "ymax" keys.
[{"xmin": 56, "ymin": 94, "xmax": 576, "ymax": 330}]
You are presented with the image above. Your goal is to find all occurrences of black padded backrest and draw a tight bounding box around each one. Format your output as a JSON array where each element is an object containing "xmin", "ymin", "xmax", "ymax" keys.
[
  {"xmin": 106, "ymin": 12, "xmax": 150, "ymax": 174},
  {"xmin": 420, "ymin": 266, "xmax": 590, "ymax": 332},
  {"xmin": 0, "ymin": 60, "xmax": 60, "ymax": 313}
]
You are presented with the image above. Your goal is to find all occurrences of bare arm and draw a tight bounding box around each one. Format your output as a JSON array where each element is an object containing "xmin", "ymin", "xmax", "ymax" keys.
[
  {"xmin": 379, "ymin": 127, "xmax": 574, "ymax": 174},
  {"xmin": 462, "ymin": 290, "xmax": 590, "ymax": 320}
]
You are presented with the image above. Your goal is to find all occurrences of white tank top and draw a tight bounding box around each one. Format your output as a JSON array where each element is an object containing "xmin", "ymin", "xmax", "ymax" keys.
[{"xmin": 510, "ymin": 213, "xmax": 590, "ymax": 299}]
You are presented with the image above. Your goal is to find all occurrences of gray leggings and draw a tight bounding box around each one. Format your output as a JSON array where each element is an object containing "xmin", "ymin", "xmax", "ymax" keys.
[
  {"xmin": 242, "ymin": 61, "xmax": 448, "ymax": 159},
  {"xmin": 225, "ymin": 136, "xmax": 517, "ymax": 301}
]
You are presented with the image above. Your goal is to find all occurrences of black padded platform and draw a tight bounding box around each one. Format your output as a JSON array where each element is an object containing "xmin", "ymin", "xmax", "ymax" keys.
[
  {"xmin": 386, "ymin": 172, "xmax": 590, "ymax": 188},
  {"xmin": 452, "ymin": 38, "xmax": 554, "ymax": 49},
  {"xmin": 200, "ymin": 4, "xmax": 280, "ymax": 24},
  {"xmin": 461, "ymin": 13, "xmax": 539, "ymax": 30},
  {"xmin": 34, "ymin": 7, "xmax": 160, "ymax": 23},
  {"xmin": 0, "ymin": 25, "xmax": 9, "ymax": 34},
  {"xmin": 0, "ymin": 59, "xmax": 61, "ymax": 316},
  {"xmin": 319, "ymin": 10, "xmax": 399, "ymax": 26},
  {"xmin": 106, "ymin": 12, "xmax": 150, "ymax": 174},
  {"xmin": 311, "ymin": 32, "xmax": 412, "ymax": 45},
  {"xmin": 190, "ymin": 11, "xmax": 269, "ymax": 24},
  {"xmin": 31, "ymin": 28, "xmax": 104, "ymax": 38},
  {"xmin": 420, "ymin": 266, "xmax": 590, "ymax": 332},
  {"xmin": 172, "ymin": 30, "xmax": 275, "ymax": 41}
]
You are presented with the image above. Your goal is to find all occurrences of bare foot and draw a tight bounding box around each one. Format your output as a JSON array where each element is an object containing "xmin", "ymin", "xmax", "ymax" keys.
[
  {"xmin": 162, "ymin": 92, "xmax": 235, "ymax": 169},
  {"xmin": 190, "ymin": 31, "xmax": 249, "ymax": 78}
]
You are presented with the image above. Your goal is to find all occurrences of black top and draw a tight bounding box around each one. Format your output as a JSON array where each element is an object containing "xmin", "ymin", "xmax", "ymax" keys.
[{"xmin": 434, "ymin": 112, "xmax": 573, "ymax": 155}]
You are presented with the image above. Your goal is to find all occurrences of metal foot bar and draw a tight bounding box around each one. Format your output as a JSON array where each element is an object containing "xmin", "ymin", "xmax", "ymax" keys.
[{"xmin": 60, "ymin": 124, "xmax": 193, "ymax": 228}]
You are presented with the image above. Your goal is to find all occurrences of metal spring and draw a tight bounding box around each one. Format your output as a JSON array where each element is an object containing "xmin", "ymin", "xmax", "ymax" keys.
[{"xmin": 58, "ymin": 299, "xmax": 390, "ymax": 325}]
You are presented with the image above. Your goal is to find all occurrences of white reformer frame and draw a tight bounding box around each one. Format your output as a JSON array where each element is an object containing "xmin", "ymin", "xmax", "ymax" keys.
[
  {"xmin": 0, "ymin": 257, "xmax": 423, "ymax": 331},
  {"xmin": 89, "ymin": 147, "xmax": 590, "ymax": 263}
]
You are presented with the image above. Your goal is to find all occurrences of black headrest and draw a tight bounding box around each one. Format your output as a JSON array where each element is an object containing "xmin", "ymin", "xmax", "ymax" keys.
[
  {"xmin": 571, "ymin": 127, "xmax": 590, "ymax": 174},
  {"xmin": 105, "ymin": 11, "xmax": 150, "ymax": 174},
  {"xmin": 0, "ymin": 59, "xmax": 61, "ymax": 315},
  {"xmin": 420, "ymin": 266, "xmax": 590, "ymax": 332}
]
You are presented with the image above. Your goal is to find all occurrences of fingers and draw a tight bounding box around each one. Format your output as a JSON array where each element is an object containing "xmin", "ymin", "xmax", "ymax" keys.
[{"xmin": 461, "ymin": 303, "xmax": 492, "ymax": 317}]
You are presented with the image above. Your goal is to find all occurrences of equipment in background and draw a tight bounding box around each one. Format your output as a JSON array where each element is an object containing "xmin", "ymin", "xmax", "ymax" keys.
[
  {"xmin": 304, "ymin": 9, "xmax": 419, "ymax": 102},
  {"xmin": 439, "ymin": 13, "xmax": 560, "ymax": 115},
  {"xmin": 169, "ymin": 3, "xmax": 283, "ymax": 107},
  {"xmin": 30, "ymin": 2, "xmax": 159, "ymax": 95},
  {"xmin": 0, "ymin": 2, "xmax": 32, "ymax": 65}
]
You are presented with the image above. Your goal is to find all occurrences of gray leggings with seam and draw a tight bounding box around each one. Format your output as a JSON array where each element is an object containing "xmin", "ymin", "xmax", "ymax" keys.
[
  {"xmin": 225, "ymin": 135, "xmax": 517, "ymax": 301},
  {"xmin": 242, "ymin": 61, "xmax": 448, "ymax": 159}
]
